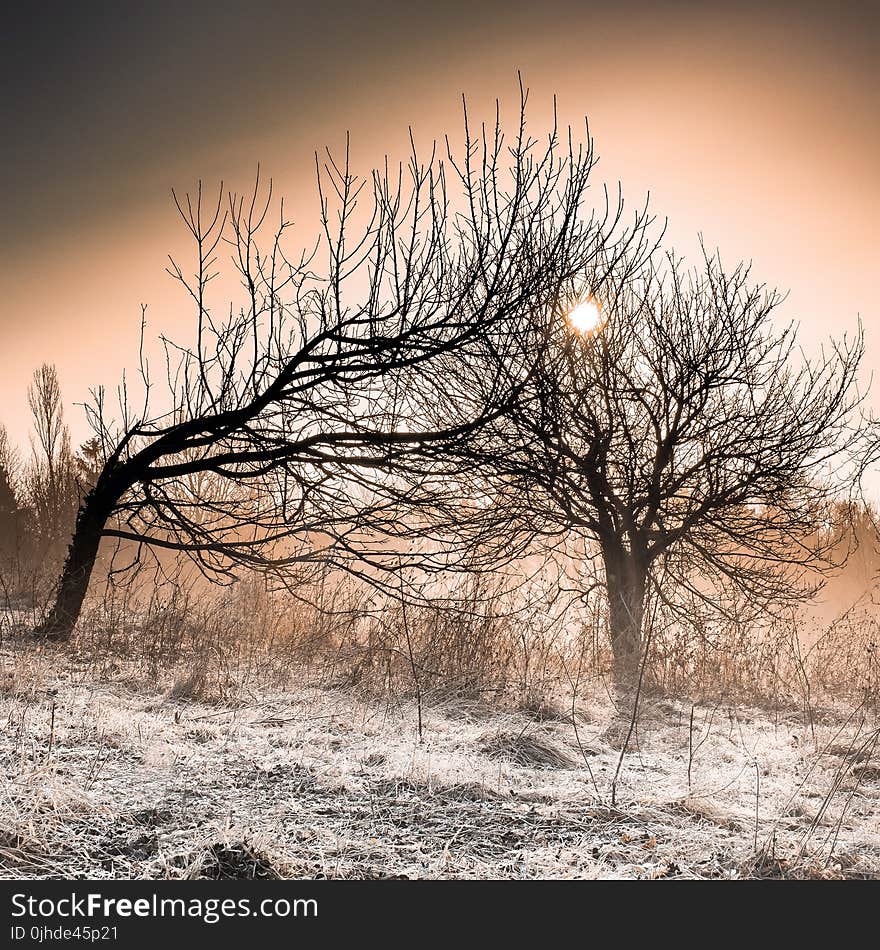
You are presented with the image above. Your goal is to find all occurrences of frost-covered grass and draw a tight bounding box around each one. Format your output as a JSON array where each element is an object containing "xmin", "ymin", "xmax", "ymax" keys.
[{"xmin": 1, "ymin": 643, "xmax": 878, "ymax": 880}]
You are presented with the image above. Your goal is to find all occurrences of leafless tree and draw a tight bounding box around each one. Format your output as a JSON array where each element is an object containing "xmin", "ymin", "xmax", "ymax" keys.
[
  {"xmin": 35, "ymin": 92, "xmax": 638, "ymax": 641},
  {"xmin": 433, "ymin": 248, "xmax": 863, "ymax": 680},
  {"xmin": 28, "ymin": 364, "xmax": 66, "ymax": 481},
  {"xmin": 0, "ymin": 425, "xmax": 24, "ymax": 565},
  {"xmin": 25, "ymin": 364, "xmax": 78, "ymax": 563}
]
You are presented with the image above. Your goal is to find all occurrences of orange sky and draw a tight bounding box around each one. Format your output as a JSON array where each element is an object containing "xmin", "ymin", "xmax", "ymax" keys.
[{"xmin": 2, "ymin": 1, "xmax": 878, "ymax": 457}]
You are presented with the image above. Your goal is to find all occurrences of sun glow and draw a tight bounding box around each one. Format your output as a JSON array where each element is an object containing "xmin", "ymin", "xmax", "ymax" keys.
[{"xmin": 567, "ymin": 298, "xmax": 604, "ymax": 335}]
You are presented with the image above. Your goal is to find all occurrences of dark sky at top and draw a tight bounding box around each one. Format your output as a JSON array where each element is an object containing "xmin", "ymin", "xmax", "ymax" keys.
[{"xmin": 2, "ymin": 1, "xmax": 878, "ymax": 447}]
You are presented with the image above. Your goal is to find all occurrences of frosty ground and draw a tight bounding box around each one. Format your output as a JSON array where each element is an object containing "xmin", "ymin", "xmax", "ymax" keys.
[{"xmin": 2, "ymin": 645, "xmax": 879, "ymax": 880}]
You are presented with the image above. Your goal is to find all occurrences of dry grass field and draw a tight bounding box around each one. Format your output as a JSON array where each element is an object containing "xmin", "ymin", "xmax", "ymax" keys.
[{"xmin": 2, "ymin": 639, "xmax": 878, "ymax": 881}]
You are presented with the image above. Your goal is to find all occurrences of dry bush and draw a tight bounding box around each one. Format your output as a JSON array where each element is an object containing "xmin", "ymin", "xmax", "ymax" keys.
[
  {"xmin": 802, "ymin": 606, "xmax": 880, "ymax": 705},
  {"xmin": 0, "ymin": 563, "xmax": 56, "ymax": 642},
  {"xmin": 10, "ymin": 538, "xmax": 880, "ymax": 716},
  {"xmin": 645, "ymin": 612, "xmax": 797, "ymax": 705},
  {"xmin": 638, "ymin": 600, "xmax": 880, "ymax": 712},
  {"xmin": 335, "ymin": 576, "xmax": 571, "ymax": 706},
  {"xmin": 69, "ymin": 572, "xmax": 363, "ymax": 701},
  {"xmin": 52, "ymin": 567, "xmax": 578, "ymax": 709}
]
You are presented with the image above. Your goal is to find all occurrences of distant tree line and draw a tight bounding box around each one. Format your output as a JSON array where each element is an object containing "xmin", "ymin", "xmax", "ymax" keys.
[{"xmin": 0, "ymin": 366, "xmax": 102, "ymax": 595}]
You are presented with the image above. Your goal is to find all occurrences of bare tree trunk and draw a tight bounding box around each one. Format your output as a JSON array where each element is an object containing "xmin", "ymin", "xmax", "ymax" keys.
[
  {"xmin": 603, "ymin": 547, "xmax": 648, "ymax": 682},
  {"xmin": 33, "ymin": 485, "xmax": 115, "ymax": 641}
]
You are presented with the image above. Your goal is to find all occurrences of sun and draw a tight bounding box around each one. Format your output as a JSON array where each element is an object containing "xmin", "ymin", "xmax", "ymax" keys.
[{"xmin": 567, "ymin": 298, "xmax": 604, "ymax": 335}]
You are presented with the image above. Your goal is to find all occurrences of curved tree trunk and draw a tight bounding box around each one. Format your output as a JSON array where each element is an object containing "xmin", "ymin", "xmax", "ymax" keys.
[
  {"xmin": 603, "ymin": 547, "xmax": 648, "ymax": 683},
  {"xmin": 33, "ymin": 484, "xmax": 117, "ymax": 641}
]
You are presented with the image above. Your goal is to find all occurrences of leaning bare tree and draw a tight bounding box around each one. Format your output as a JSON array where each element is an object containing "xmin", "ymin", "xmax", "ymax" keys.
[
  {"xmin": 35, "ymin": 94, "xmax": 632, "ymax": 641},
  {"xmin": 433, "ymin": 248, "xmax": 863, "ymax": 679}
]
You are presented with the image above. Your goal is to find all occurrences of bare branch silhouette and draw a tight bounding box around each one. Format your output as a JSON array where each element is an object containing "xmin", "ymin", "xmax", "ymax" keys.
[
  {"xmin": 36, "ymin": 93, "xmax": 631, "ymax": 641},
  {"xmin": 426, "ymin": 245, "xmax": 863, "ymax": 680}
]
